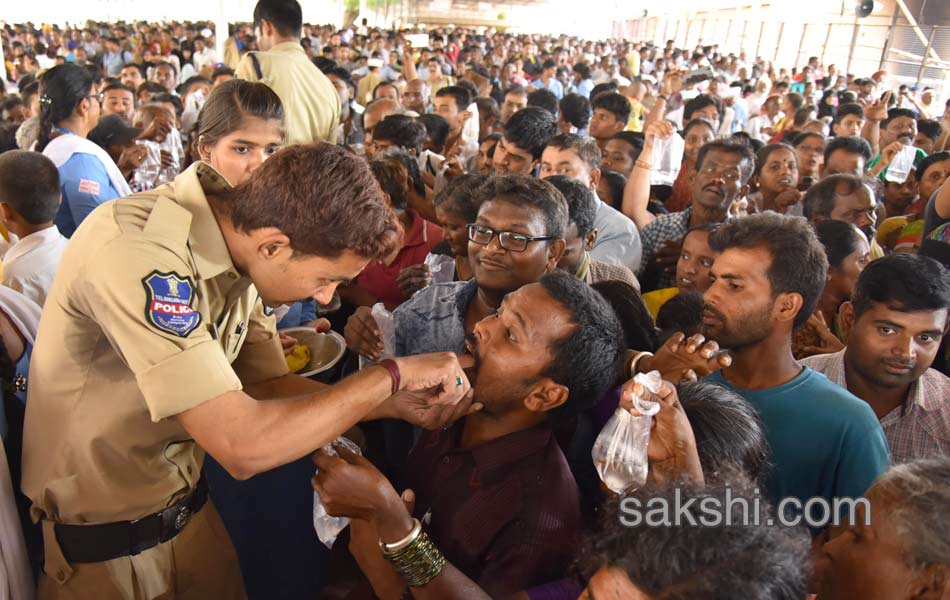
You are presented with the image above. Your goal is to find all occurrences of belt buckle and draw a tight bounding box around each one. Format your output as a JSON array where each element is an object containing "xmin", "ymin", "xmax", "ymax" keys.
[{"xmin": 175, "ymin": 506, "xmax": 191, "ymax": 531}]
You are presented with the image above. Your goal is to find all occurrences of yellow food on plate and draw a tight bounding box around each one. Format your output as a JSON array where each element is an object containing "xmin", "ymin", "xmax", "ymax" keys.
[{"xmin": 285, "ymin": 343, "xmax": 312, "ymax": 373}]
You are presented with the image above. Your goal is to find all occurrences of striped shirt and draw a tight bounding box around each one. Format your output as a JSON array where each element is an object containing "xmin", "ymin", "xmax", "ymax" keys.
[{"xmin": 802, "ymin": 349, "xmax": 950, "ymax": 464}]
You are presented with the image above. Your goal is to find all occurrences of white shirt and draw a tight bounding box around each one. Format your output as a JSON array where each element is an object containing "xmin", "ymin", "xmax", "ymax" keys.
[
  {"xmin": 2, "ymin": 227, "xmax": 68, "ymax": 306},
  {"xmin": 192, "ymin": 47, "xmax": 219, "ymax": 72},
  {"xmin": 591, "ymin": 197, "xmax": 643, "ymax": 273}
]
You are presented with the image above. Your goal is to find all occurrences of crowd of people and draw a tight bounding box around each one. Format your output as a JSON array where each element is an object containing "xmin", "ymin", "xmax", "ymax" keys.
[{"xmin": 1, "ymin": 1, "xmax": 949, "ymax": 598}]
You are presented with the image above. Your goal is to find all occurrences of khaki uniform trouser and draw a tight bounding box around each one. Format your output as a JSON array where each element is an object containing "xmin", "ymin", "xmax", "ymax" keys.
[{"xmin": 38, "ymin": 500, "xmax": 246, "ymax": 600}]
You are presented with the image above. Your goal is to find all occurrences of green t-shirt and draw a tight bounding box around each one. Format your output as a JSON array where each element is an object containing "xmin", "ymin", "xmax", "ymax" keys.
[{"xmin": 705, "ymin": 368, "xmax": 890, "ymax": 509}]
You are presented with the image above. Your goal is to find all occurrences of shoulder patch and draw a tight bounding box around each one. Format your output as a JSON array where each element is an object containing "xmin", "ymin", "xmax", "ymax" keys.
[
  {"xmin": 78, "ymin": 179, "xmax": 101, "ymax": 195},
  {"xmin": 142, "ymin": 271, "xmax": 202, "ymax": 337}
]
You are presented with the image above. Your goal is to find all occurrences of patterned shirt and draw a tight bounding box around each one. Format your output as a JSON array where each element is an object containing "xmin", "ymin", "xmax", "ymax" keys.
[
  {"xmin": 638, "ymin": 207, "xmax": 694, "ymax": 289},
  {"xmin": 803, "ymin": 349, "xmax": 950, "ymax": 464}
]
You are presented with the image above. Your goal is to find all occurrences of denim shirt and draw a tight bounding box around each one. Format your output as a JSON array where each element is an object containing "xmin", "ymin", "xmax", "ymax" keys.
[{"xmin": 394, "ymin": 280, "xmax": 478, "ymax": 357}]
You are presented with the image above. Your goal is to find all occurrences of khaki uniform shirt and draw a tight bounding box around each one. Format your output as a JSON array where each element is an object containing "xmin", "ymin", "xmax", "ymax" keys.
[
  {"xmin": 236, "ymin": 42, "xmax": 341, "ymax": 145},
  {"xmin": 22, "ymin": 162, "xmax": 289, "ymax": 524}
]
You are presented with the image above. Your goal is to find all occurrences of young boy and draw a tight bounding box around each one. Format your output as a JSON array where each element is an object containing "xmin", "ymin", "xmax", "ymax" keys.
[{"xmin": 0, "ymin": 151, "xmax": 68, "ymax": 306}]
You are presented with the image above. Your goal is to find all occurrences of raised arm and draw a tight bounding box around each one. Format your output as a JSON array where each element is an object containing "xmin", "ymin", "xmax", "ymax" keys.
[{"xmin": 621, "ymin": 120, "xmax": 676, "ymax": 230}]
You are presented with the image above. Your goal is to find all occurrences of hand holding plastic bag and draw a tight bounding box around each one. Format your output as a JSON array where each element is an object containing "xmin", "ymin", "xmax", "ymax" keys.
[
  {"xmin": 591, "ymin": 371, "xmax": 662, "ymax": 494},
  {"xmin": 312, "ymin": 436, "xmax": 363, "ymax": 548}
]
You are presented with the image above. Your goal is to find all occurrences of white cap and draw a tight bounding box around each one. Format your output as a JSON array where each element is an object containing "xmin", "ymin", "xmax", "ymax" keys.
[{"xmin": 367, "ymin": 58, "xmax": 384, "ymax": 68}]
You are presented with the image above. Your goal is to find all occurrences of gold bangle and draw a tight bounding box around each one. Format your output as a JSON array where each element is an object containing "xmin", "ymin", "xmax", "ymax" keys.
[
  {"xmin": 379, "ymin": 518, "xmax": 422, "ymax": 554},
  {"xmin": 627, "ymin": 351, "xmax": 655, "ymax": 379},
  {"xmin": 635, "ymin": 160, "xmax": 653, "ymax": 170}
]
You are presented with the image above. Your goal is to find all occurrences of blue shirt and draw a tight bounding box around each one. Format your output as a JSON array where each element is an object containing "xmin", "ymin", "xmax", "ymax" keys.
[
  {"xmin": 531, "ymin": 77, "xmax": 565, "ymax": 101},
  {"xmin": 575, "ymin": 79, "xmax": 594, "ymax": 99},
  {"xmin": 276, "ymin": 300, "xmax": 318, "ymax": 329},
  {"xmin": 705, "ymin": 368, "xmax": 890, "ymax": 508},
  {"xmin": 55, "ymin": 153, "xmax": 124, "ymax": 237}
]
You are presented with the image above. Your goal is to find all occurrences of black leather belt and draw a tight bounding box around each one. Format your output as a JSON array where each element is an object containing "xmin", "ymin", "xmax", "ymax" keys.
[{"xmin": 53, "ymin": 478, "xmax": 208, "ymax": 564}]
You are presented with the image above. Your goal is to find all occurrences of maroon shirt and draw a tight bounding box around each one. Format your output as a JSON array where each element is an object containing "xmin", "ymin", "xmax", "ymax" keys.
[{"xmin": 404, "ymin": 422, "xmax": 581, "ymax": 598}]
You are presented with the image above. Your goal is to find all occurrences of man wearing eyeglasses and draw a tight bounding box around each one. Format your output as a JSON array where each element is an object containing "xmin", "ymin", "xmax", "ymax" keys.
[{"xmin": 638, "ymin": 140, "xmax": 755, "ymax": 291}]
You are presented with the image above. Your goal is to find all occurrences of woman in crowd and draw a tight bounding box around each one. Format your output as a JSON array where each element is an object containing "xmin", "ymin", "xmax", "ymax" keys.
[
  {"xmin": 793, "ymin": 219, "xmax": 870, "ymax": 358},
  {"xmin": 747, "ymin": 143, "xmax": 802, "ymax": 214},
  {"xmin": 37, "ymin": 63, "xmax": 132, "ymax": 237}
]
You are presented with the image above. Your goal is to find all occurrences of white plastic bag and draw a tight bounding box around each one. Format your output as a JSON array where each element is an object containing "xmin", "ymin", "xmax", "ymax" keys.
[
  {"xmin": 312, "ymin": 436, "xmax": 363, "ymax": 548},
  {"xmin": 650, "ymin": 133, "xmax": 685, "ymax": 186},
  {"xmin": 591, "ymin": 371, "xmax": 663, "ymax": 494},
  {"xmin": 132, "ymin": 140, "xmax": 162, "ymax": 191},
  {"xmin": 885, "ymin": 145, "xmax": 917, "ymax": 184},
  {"xmin": 425, "ymin": 253, "xmax": 456, "ymax": 286}
]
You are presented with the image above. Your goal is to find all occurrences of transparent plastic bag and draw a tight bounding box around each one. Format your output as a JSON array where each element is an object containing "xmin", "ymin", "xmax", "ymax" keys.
[
  {"xmin": 885, "ymin": 145, "xmax": 917, "ymax": 184},
  {"xmin": 358, "ymin": 303, "xmax": 395, "ymax": 370},
  {"xmin": 591, "ymin": 371, "xmax": 663, "ymax": 494},
  {"xmin": 425, "ymin": 253, "xmax": 456, "ymax": 286},
  {"xmin": 132, "ymin": 140, "xmax": 162, "ymax": 191},
  {"xmin": 312, "ymin": 436, "xmax": 363, "ymax": 548},
  {"xmin": 650, "ymin": 133, "xmax": 685, "ymax": 186}
]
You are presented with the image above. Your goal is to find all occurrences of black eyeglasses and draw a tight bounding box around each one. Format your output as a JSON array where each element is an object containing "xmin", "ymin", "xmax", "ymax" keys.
[{"xmin": 467, "ymin": 224, "xmax": 555, "ymax": 252}]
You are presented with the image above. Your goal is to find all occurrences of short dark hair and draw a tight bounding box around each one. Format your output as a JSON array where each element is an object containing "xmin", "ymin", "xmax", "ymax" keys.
[
  {"xmin": 149, "ymin": 93, "xmax": 184, "ymax": 118},
  {"xmin": 834, "ymin": 102, "xmax": 864, "ymax": 125},
  {"xmin": 917, "ymin": 119, "xmax": 943, "ymax": 144},
  {"xmin": 0, "ymin": 150, "xmax": 61, "ymax": 224},
  {"xmin": 220, "ymin": 144, "xmax": 399, "ymax": 260},
  {"xmin": 678, "ymin": 381, "xmax": 770, "ymax": 483},
  {"xmin": 882, "ymin": 107, "xmax": 918, "ymax": 129},
  {"xmin": 785, "ymin": 92, "xmax": 806, "ymax": 111},
  {"xmin": 527, "ymin": 88, "xmax": 559, "ymax": 116},
  {"xmin": 545, "ymin": 132, "xmax": 602, "ymax": 171},
  {"xmin": 253, "ymin": 0, "xmax": 303, "ymax": 38},
  {"xmin": 684, "ymin": 94, "xmax": 723, "ymax": 124},
  {"xmin": 417, "ymin": 113, "xmax": 450, "ymax": 149},
  {"xmin": 120, "ymin": 63, "xmax": 145, "ymax": 77},
  {"xmin": 790, "ymin": 131, "xmax": 825, "ymax": 149},
  {"xmin": 503, "ymin": 106, "xmax": 559, "ymax": 159},
  {"xmin": 372, "ymin": 114, "xmax": 426, "ymax": 154},
  {"xmin": 803, "ymin": 173, "xmax": 864, "ymax": 220},
  {"xmin": 589, "ymin": 82, "xmax": 618, "ymax": 100},
  {"xmin": 545, "ymin": 174, "xmax": 596, "ymax": 237},
  {"xmin": 474, "ymin": 96, "xmax": 500, "ymax": 122},
  {"xmin": 585, "ymin": 480, "xmax": 809, "ymax": 600},
  {"xmin": 434, "ymin": 85, "xmax": 471, "ymax": 112},
  {"xmin": 656, "ymin": 290, "xmax": 705, "ymax": 342},
  {"xmin": 101, "ymin": 83, "xmax": 134, "ymax": 96},
  {"xmin": 815, "ymin": 220, "xmax": 865, "ymax": 269},
  {"xmin": 541, "ymin": 58, "xmax": 557, "ymax": 71},
  {"xmin": 475, "ymin": 175, "xmax": 568, "ymax": 239},
  {"xmin": 212, "ymin": 66, "xmax": 236, "ymax": 81},
  {"xmin": 851, "ymin": 254, "xmax": 950, "ymax": 320},
  {"xmin": 823, "ymin": 135, "xmax": 873, "ymax": 165},
  {"xmin": 372, "ymin": 80, "xmax": 399, "ymax": 101},
  {"xmin": 559, "ymin": 93, "xmax": 592, "ymax": 130},
  {"xmin": 432, "ymin": 173, "xmax": 487, "ymax": 221},
  {"xmin": 598, "ymin": 169, "xmax": 627, "ymax": 209},
  {"xmin": 683, "ymin": 117, "xmax": 715, "ymax": 139},
  {"xmin": 539, "ymin": 270, "xmax": 625, "ymax": 422},
  {"xmin": 793, "ymin": 106, "xmax": 816, "ymax": 127},
  {"xmin": 695, "ymin": 140, "xmax": 756, "ymax": 184},
  {"xmin": 378, "ymin": 147, "xmax": 425, "ymax": 197},
  {"xmin": 503, "ymin": 84, "xmax": 528, "ymax": 99},
  {"xmin": 591, "ymin": 92, "xmax": 632, "ymax": 124},
  {"xmin": 709, "ymin": 212, "xmax": 828, "ymax": 329},
  {"xmin": 572, "ymin": 62, "xmax": 592, "ymax": 80},
  {"xmin": 610, "ymin": 131, "xmax": 644, "ymax": 159}
]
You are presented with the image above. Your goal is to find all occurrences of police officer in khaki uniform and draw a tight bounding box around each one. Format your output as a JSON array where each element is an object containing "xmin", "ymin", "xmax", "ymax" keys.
[
  {"xmin": 22, "ymin": 144, "xmax": 473, "ymax": 599},
  {"xmin": 236, "ymin": 0, "xmax": 341, "ymax": 146}
]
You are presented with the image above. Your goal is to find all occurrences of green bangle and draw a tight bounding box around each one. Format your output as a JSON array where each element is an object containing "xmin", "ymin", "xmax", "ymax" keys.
[{"xmin": 383, "ymin": 530, "xmax": 446, "ymax": 587}]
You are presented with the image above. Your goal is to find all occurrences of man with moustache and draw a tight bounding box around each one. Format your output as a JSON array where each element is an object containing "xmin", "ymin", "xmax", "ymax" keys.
[
  {"xmin": 701, "ymin": 212, "xmax": 890, "ymax": 512},
  {"xmin": 314, "ymin": 272, "xmax": 625, "ymax": 599},
  {"xmin": 804, "ymin": 173, "xmax": 887, "ymax": 259},
  {"xmin": 638, "ymin": 141, "xmax": 754, "ymax": 291},
  {"xmin": 803, "ymin": 254, "xmax": 950, "ymax": 464},
  {"xmin": 867, "ymin": 108, "xmax": 927, "ymax": 181}
]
